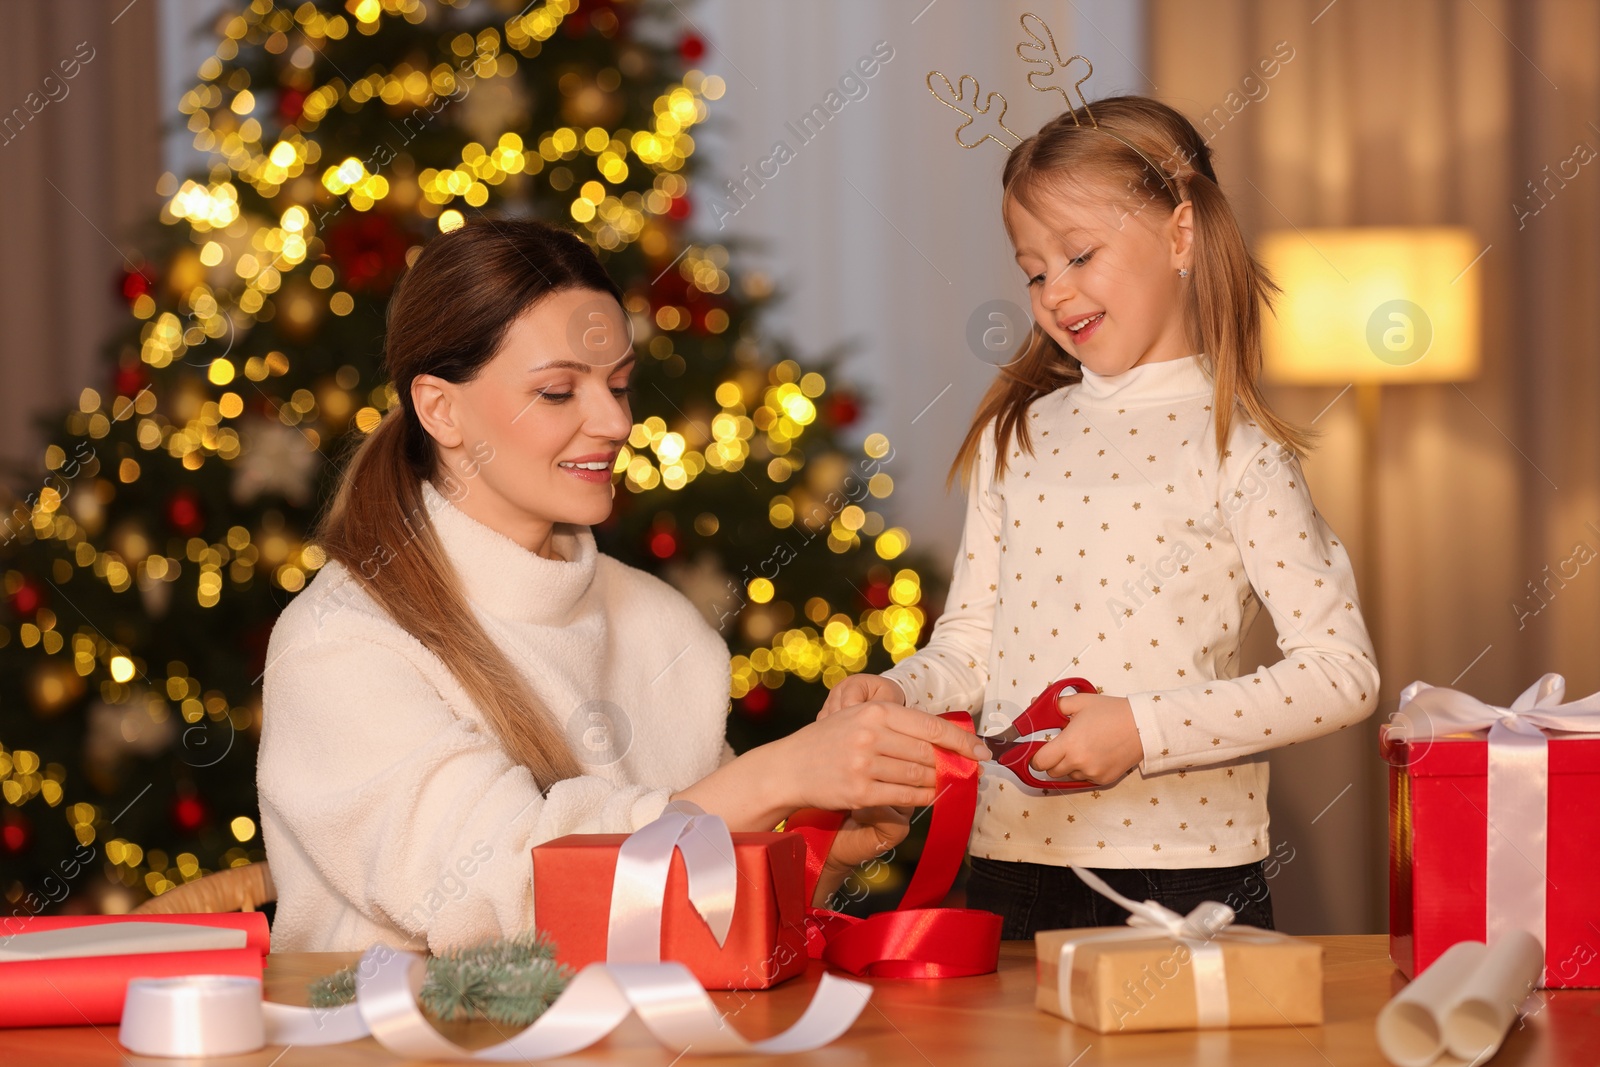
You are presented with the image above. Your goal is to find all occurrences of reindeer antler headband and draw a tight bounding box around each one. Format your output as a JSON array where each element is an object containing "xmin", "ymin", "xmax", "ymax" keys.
[{"xmin": 926, "ymin": 12, "xmax": 1184, "ymax": 204}]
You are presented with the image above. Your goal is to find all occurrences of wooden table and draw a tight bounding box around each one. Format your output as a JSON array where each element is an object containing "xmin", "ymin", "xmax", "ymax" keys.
[{"xmin": 3, "ymin": 936, "xmax": 1598, "ymax": 1064}]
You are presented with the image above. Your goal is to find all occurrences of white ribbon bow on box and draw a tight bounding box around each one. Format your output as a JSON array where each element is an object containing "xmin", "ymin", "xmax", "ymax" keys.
[
  {"xmin": 1053, "ymin": 866, "xmax": 1288, "ymax": 1029},
  {"xmin": 118, "ymin": 801, "xmax": 872, "ymax": 1059},
  {"xmin": 1389, "ymin": 672, "xmax": 1600, "ymax": 987}
]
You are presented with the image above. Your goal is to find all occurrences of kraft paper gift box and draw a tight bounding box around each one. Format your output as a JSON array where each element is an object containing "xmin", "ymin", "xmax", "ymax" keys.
[
  {"xmin": 1384, "ymin": 675, "xmax": 1600, "ymax": 988},
  {"xmin": 531, "ymin": 830, "xmax": 809, "ymax": 991},
  {"xmin": 1035, "ymin": 926, "xmax": 1324, "ymax": 1033}
]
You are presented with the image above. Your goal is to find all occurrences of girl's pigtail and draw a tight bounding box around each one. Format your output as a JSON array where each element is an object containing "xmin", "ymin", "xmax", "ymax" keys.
[{"xmin": 1186, "ymin": 170, "xmax": 1314, "ymax": 460}]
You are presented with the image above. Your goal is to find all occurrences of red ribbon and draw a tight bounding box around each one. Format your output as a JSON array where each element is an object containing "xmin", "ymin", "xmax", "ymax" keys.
[{"xmin": 782, "ymin": 712, "xmax": 1002, "ymax": 978}]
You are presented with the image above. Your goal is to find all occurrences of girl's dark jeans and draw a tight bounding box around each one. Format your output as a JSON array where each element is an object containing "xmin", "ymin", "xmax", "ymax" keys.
[{"xmin": 965, "ymin": 855, "xmax": 1276, "ymax": 939}]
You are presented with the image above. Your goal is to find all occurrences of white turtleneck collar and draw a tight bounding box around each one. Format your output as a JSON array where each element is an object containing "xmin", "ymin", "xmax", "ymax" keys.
[
  {"xmin": 1074, "ymin": 352, "xmax": 1214, "ymax": 404},
  {"xmin": 419, "ymin": 479, "xmax": 599, "ymax": 626}
]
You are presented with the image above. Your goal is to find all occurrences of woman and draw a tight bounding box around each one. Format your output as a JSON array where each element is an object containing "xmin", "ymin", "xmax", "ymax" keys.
[{"xmin": 256, "ymin": 217, "xmax": 990, "ymax": 953}]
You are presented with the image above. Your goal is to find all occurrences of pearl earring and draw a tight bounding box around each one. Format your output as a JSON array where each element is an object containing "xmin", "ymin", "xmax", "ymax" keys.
[{"xmin": 1178, "ymin": 267, "xmax": 1190, "ymax": 278}]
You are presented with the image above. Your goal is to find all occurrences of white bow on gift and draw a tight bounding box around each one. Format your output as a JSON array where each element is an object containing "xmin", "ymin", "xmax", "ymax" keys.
[
  {"xmin": 119, "ymin": 801, "xmax": 872, "ymax": 1059},
  {"xmin": 1388, "ymin": 673, "xmax": 1600, "ymax": 986},
  {"xmin": 1053, "ymin": 866, "xmax": 1287, "ymax": 1028}
]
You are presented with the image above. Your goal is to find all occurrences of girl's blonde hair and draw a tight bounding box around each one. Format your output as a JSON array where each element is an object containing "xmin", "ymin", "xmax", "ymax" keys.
[
  {"xmin": 947, "ymin": 94, "xmax": 1311, "ymax": 491},
  {"xmin": 313, "ymin": 217, "xmax": 621, "ymax": 791}
]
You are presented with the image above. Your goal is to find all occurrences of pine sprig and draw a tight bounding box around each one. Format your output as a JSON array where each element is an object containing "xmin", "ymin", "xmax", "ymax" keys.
[{"xmin": 307, "ymin": 929, "xmax": 574, "ymax": 1027}]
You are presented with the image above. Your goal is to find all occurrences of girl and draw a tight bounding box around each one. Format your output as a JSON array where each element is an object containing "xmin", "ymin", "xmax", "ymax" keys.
[
  {"xmin": 256, "ymin": 217, "xmax": 988, "ymax": 952},
  {"xmin": 821, "ymin": 96, "xmax": 1378, "ymax": 936}
]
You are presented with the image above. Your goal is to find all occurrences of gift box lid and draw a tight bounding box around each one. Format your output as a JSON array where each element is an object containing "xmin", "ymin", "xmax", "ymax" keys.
[{"xmin": 1380, "ymin": 724, "xmax": 1600, "ymax": 777}]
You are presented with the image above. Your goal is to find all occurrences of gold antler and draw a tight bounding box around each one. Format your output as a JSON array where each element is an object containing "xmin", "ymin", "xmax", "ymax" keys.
[
  {"xmin": 1016, "ymin": 12, "xmax": 1097, "ymax": 126},
  {"xmin": 925, "ymin": 70, "xmax": 1022, "ymax": 151},
  {"xmin": 1014, "ymin": 11, "xmax": 1184, "ymax": 201}
]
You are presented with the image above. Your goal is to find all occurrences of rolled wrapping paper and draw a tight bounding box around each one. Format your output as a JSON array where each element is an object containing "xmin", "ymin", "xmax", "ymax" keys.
[
  {"xmin": 115, "ymin": 801, "xmax": 874, "ymax": 1059},
  {"xmin": 0, "ymin": 913, "xmax": 270, "ymax": 1028},
  {"xmin": 1442, "ymin": 930, "xmax": 1545, "ymax": 1061},
  {"xmin": 1376, "ymin": 941, "xmax": 1489, "ymax": 1067},
  {"xmin": 0, "ymin": 911, "xmax": 271, "ymax": 955},
  {"xmin": 1375, "ymin": 931, "xmax": 1544, "ymax": 1067}
]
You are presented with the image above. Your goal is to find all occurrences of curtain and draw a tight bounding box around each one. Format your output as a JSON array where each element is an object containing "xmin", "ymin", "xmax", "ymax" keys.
[
  {"xmin": 1150, "ymin": 0, "xmax": 1600, "ymax": 932},
  {"xmin": 0, "ymin": 0, "xmax": 163, "ymax": 484}
]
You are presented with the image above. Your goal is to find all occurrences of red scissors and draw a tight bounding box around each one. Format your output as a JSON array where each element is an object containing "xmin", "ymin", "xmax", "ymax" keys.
[{"xmin": 981, "ymin": 676, "xmax": 1100, "ymax": 791}]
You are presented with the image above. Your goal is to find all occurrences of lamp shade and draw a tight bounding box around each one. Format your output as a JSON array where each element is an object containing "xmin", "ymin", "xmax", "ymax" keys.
[{"xmin": 1257, "ymin": 227, "xmax": 1481, "ymax": 385}]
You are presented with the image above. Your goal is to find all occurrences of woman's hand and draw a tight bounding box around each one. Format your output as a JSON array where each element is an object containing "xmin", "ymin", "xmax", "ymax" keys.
[
  {"xmin": 812, "ymin": 805, "xmax": 911, "ymax": 908},
  {"xmin": 777, "ymin": 700, "xmax": 990, "ymax": 812},
  {"xmin": 1028, "ymin": 693, "xmax": 1145, "ymax": 785},
  {"xmin": 817, "ymin": 673, "xmax": 906, "ymax": 720},
  {"xmin": 669, "ymin": 698, "xmax": 985, "ymax": 835}
]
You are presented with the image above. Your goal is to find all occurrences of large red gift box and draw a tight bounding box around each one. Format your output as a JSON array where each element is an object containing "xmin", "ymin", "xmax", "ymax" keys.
[
  {"xmin": 1383, "ymin": 727, "xmax": 1600, "ymax": 987},
  {"xmin": 531, "ymin": 831, "xmax": 809, "ymax": 991}
]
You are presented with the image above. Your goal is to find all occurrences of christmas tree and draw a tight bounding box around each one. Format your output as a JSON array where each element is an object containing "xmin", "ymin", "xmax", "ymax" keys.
[{"xmin": 0, "ymin": 0, "xmax": 946, "ymax": 920}]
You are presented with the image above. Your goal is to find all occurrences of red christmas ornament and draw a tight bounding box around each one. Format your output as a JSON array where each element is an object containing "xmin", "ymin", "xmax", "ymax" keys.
[
  {"xmin": 113, "ymin": 363, "xmax": 148, "ymax": 400},
  {"xmin": 172, "ymin": 794, "xmax": 208, "ymax": 834},
  {"xmin": 649, "ymin": 266, "xmax": 691, "ymax": 306},
  {"xmin": 863, "ymin": 578, "xmax": 890, "ymax": 610},
  {"xmin": 666, "ymin": 194, "xmax": 692, "ymax": 221},
  {"xmin": 690, "ymin": 301, "xmax": 725, "ymax": 335},
  {"xmin": 8, "ymin": 576, "xmax": 43, "ymax": 618},
  {"xmin": 119, "ymin": 263, "xmax": 155, "ymax": 303},
  {"xmin": 0, "ymin": 810, "xmax": 31, "ymax": 855},
  {"xmin": 649, "ymin": 530, "xmax": 677, "ymax": 559},
  {"xmin": 323, "ymin": 212, "xmax": 411, "ymax": 296},
  {"xmin": 827, "ymin": 391, "xmax": 860, "ymax": 428},
  {"xmin": 739, "ymin": 685, "xmax": 771, "ymax": 718},
  {"xmin": 166, "ymin": 488, "xmax": 205, "ymax": 537},
  {"xmin": 277, "ymin": 87, "xmax": 306, "ymax": 125},
  {"xmin": 679, "ymin": 34, "xmax": 706, "ymax": 62}
]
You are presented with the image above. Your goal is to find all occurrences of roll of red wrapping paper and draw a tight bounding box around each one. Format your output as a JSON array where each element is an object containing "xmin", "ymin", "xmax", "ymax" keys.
[
  {"xmin": 2, "ymin": 912, "xmax": 271, "ymax": 955},
  {"xmin": 0, "ymin": 912, "xmax": 270, "ymax": 1028}
]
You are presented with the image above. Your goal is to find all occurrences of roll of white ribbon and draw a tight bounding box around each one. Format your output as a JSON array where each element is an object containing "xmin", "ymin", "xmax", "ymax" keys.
[{"xmin": 118, "ymin": 974, "xmax": 266, "ymax": 1056}]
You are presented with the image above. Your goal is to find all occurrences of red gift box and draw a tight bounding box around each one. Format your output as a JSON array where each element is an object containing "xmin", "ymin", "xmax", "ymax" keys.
[
  {"xmin": 531, "ymin": 831, "xmax": 809, "ymax": 991},
  {"xmin": 1384, "ymin": 727, "xmax": 1600, "ymax": 988}
]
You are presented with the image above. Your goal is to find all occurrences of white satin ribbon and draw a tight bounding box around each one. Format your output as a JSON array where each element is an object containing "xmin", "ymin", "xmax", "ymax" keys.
[
  {"xmin": 119, "ymin": 800, "xmax": 871, "ymax": 1058},
  {"xmin": 257, "ymin": 952, "xmax": 871, "ymax": 1058},
  {"xmin": 606, "ymin": 799, "xmax": 737, "ymax": 961},
  {"xmin": 1054, "ymin": 865, "xmax": 1288, "ymax": 1029},
  {"xmin": 1390, "ymin": 673, "xmax": 1600, "ymax": 986}
]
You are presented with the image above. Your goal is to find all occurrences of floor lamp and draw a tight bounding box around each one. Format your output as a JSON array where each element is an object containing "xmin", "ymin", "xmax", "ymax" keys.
[{"xmin": 1256, "ymin": 226, "xmax": 1483, "ymax": 932}]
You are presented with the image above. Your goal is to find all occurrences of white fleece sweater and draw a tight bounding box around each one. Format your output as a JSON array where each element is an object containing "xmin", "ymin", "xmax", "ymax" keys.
[
  {"xmin": 881, "ymin": 353, "xmax": 1377, "ymax": 869},
  {"xmin": 258, "ymin": 479, "xmax": 735, "ymax": 953}
]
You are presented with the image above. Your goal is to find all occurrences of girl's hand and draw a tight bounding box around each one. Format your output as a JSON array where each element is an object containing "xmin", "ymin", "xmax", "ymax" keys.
[
  {"xmin": 1029, "ymin": 693, "xmax": 1145, "ymax": 785},
  {"xmin": 778, "ymin": 700, "xmax": 990, "ymax": 811},
  {"xmin": 814, "ymin": 805, "xmax": 911, "ymax": 907},
  {"xmin": 817, "ymin": 673, "xmax": 906, "ymax": 720}
]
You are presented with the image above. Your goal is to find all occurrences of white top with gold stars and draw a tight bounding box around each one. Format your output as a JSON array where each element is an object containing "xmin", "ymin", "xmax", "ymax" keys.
[{"xmin": 880, "ymin": 353, "xmax": 1377, "ymax": 869}]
